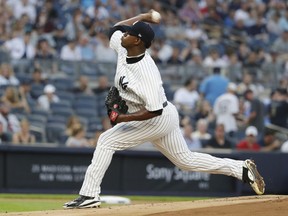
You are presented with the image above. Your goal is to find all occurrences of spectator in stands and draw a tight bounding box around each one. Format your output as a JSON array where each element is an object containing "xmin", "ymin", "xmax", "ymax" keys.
[
  {"xmin": 164, "ymin": 12, "xmax": 186, "ymax": 45},
  {"xmin": 12, "ymin": 118, "xmax": 35, "ymax": 145},
  {"xmin": 237, "ymin": 42, "xmax": 250, "ymax": 63},
  {"xmin": 266, "ymin": 12, "xmax": 282, "ymax": 36},
  {"xmin": 52, "ymin": 24, "xmax": 68, "ymax": 54},
  {"xmin": 236, "ymin": 126, "xmax": 261, "ymax": 151},
  {"xmin": 167, "ymin": 46, "xmax": 182, "ymax": 65},
  {"xmin": 173, "ymin": 77, "xmax": 199, "ymax": 115},
  {"xmin": 31, "ymin": 68, "xmax": 47, "ymax": 86},
  {"xmin": 29, "ymin": 68, "xmax": 47, "ymax": 100},
  {"xmin": 85, "ymin": 0, "xmax": 109, "ymax": 20},
  {"xmin": 3, "ymin": 31, "xmax": 35, "ymax": 61},
  {"xmin": 205, "ymin": 124, "xmax": 233, "ymax": 149},
  {"xmin": 65, "ymin": 125, "xmax": 91, "ymax": 147},
  {"xmin": 73, "ymin": 75, "xmax": 94, "ymax": 95},
  {"xmin": 201, "ymin": 7, "xmax": 223, "ymax": 42},
  {"xmin": 242, "ymin": 50, "xmax": 263, "ymax": 81},
  {"xmin": 185, "ymin": 49, "xmax": 207, "ymax": 78},
  {"xmin": 183, "ymin": 121, "xmax": 202, "ymax": 151},
  {"xmin": 226, "ymin": 52, "xmax": 242, "ymax": 82},
  {"xmin": 65, "ymin": 8, "xmax": 83, "ymax": 41},
  {"xmin": 60, "ymin": 39, "xmax": 82, "ymax": 61},
  {"xmin": 0, "ymin": 122, "xmax": 12, "ymax": 144},
  {"xmin": 1, "ymin": 86, "xmax": 30, "ymax": 113},
  {"xmin": 0, "ymin": 24, "xmax": 8, "ymax": 45},
  {"xmin": 259, "ymin": 129, "xmax": 282, "ymax": 152},
  {"xmin": 247, "ymin": 15, "xmax": 268, "ymax": 49},
  {"xmin": 223, "ymin": 9, "xmax": 235, "ymax": 29},
  {"xmin": 37, "ymin": 84, "xmax": 60, "ymax": 111},
  {"xmin": 0, "ymin": 63, "xmax": 20, "ymax": 86},
  {"xmin": 184, "ymin": 21, "xmax": 207, "ymax": 41},
  {"xmin": 261, "ymin": 48, "xmax": 284, "ymax": 88},
  {"xmin": 191, "ymin": 119, "xmax": 212, "ymax": 144},
  {"xmin": 90, "ymin": 116, "xmax": 112, "ymax": 147},
  {"xmin": 272, "ymin": 29, "xmax": 288, "ymax": 61},
  {"xmin": 65, "ymin": 115, "xmax": 83, "ymax": 137},
  {"xmin": 229, "ymin": 19, "xmax": 248, "ymax": 45},
  {"xmin": 93, "ymin": 75, "xmax": 110, "ymax": 95},
  {"xmin": 95, "ymin": 33, "xmax": 117, "ymax": 63},
  {"xmin": 244, "ymin": 89, "xmax": 265, "ymax": 136},
  {"xmin": 279, "ymin": 9, "xmax": 288, "ymax": 32},
  {"xmin": 34, "ymin": 38, "xmax": 57, "ymax": 74},
  {"xmin": 79, "ymin": 35, "xmax": 95, "ymax": 61},
  {"xmin": 0, "ymin": 103, "xmax": 21, "ymax": 134},
  {"xmin": 180, "ymin": 39, "xmax": 200, "ymax": 62},
  {"xmin": 81, "ymin": 14, "xmax": 94, "ymax": 32},
  {"xmin": 12, "ymin": 0, "xmax": 36, "ymax": 23},
  {"xmin": 237, "ymin": 72, "xmax": 264, "ymax": 97},
  {"xmin": 194, "ymin": 99, "xmax": 215, "ymax": 127},
  {"xmin": 152, "ymin": 39, "xmax": 173, "ymax": 64},
  {"xmin": 18, "ymin": 79, "xmax": 33, "ymax": 103},
  {"xmin": 213, "ymin": 82, "xmax": 239, "ymax": 138},
  {"xmin": 203, "ymin": 49, "xmax": 228, "ymax": 72},
  {"xmin": 34, "ymin": 38, "xmax": 56, "ymax": 60},
  {"xmin": 199, "ymin": 67, "xmax": 229, "ymax": 106},
  {"xmin": 178, "ymin": 0, "xmax": 202, "ymax": 23},
  {"xmin": 267, "ymin": 88, "xmax": 288, "ymax": 128},
  {"xmin": 278, "ymin": 78, "xmax": 288, "ymax": 91},
  {"xmin": 280, "ymin": 140, "xmax": 288, "ymax": 153}
]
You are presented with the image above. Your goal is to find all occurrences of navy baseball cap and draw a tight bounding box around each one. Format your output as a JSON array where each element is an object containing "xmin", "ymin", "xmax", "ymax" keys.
[{"xmin": 123, "ymin": 21, "xmax": 155, "ymax": 48}]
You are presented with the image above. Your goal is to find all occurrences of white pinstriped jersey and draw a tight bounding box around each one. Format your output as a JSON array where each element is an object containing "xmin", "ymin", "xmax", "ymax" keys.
[
  {"xmin": 79, "ymin": 27, "xmax": 246, "ymax": 198},
  {"xmin": 110, "ymin": 30, "xmax": 167, "ymax": 113}
]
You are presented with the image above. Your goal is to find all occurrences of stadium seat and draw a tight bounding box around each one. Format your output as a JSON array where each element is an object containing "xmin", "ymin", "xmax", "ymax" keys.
[
  {"xmin": 50, "ymin": 101, "xmax": 72, "ymax": 110},
  {"xmin": 28, "ymin": 114, "xmax": 47, "ymax": 125},
  {"xmin": 74, "ymin": 94, "xmax": 98, "ymax": 109},
  {"xmin": 49, "ymin": 77, "xmax": 75, "ymax": 91},
  {"xmin": 56, "ymin": 91, "xmax": 75, "ymax": 103},
  {"xmin": 75, "ymin": 107, "xmax": 99, "ymax": 119},
  {"xmin": 30, "ymin": 124, "xmax": 46, "ymax": 143},
  {"xmin": 31, "ymin": 107, "xmax": 50, "ymax": 117},
  {"xmin": 45, "ymin": 123, "xmax": 66, "ymax": 144},
  {"xmin": 58, "ymin": 60, "xmax": 79, "ymax": 78},
  {"xmin": 47, "ymin": 115, "xmax": 67, "ymax": 124},
  {"xmin": 88, "ymin": 117, "xmax": 103, "ymax": 132},
  {"xmin": 80, "ymin": 61, "xmax": 101, "ymax": 80},
  {"xmin": 30, "ymin": 84, "xmax": 44, "ymax": 99},
  {"xmin": 51, "ymin": 108, "xmax": 74, "ymax": 119}
]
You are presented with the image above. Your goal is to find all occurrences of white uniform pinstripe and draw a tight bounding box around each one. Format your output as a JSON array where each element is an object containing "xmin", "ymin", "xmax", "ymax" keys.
[{"xmin": 79, "ymin": 30, "xmax": 244, "ymax": 197}]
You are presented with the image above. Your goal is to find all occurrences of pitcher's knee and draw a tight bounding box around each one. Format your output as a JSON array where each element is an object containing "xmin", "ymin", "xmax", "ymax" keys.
[
  {"xmin": 174, "ymin": 159, "xmax": 193, "ymax": 171},
  {"xmin": 97, "ymin": 133, "xmax": 109, "ymax": 148}
]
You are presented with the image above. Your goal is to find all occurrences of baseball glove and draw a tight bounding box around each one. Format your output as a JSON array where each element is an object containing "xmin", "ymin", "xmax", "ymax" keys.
[{"xmin": 105, "ymin": 86, "xmax": 128, "ymax": 123}]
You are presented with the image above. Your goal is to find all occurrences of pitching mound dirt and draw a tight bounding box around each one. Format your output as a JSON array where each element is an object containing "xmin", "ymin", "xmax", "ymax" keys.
[{"xmin": 3, "ymin": 195, "xmax": 288, "ymax": 216}]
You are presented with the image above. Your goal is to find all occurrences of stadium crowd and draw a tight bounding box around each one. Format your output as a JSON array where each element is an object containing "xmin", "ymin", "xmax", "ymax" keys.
[{"xmin": 0, "ymin": 0, "xmax": 287, "ymax": 152}]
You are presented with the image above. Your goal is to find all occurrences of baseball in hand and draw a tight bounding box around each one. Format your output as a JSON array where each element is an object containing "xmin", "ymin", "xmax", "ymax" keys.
[{"xmin": 151, "ymin": 10, "xmax": 161, "ymax": 23}]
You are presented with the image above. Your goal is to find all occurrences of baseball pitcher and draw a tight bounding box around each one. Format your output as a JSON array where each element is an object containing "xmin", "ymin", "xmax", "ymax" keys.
[{"xmin": 64, "ymin": 10, "xmax": 265, "ymax": 209}]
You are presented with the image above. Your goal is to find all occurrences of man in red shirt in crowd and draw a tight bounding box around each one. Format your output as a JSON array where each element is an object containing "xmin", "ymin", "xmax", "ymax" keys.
[{"xmin": 236, "ymin": 126, "xmax": 261, "ymax": 151}]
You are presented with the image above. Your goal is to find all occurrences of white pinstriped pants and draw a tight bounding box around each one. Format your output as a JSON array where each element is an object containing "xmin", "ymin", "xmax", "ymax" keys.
[{"xmin": 79, "ymin": 102, "xmax": 244, "ymax": 197}]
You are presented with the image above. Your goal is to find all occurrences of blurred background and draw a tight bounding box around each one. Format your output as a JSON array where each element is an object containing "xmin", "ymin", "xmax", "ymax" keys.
[{"xmin": 0, "ymin": 0, "xmax": 288, "ymax": 196}]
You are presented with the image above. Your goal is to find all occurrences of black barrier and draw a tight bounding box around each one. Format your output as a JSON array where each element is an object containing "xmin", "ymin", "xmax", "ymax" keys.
[
  {"xmin": 237, "ymin": 152, "xmax": 288, "ymax": 195},
  {"xmin": 2, "ymin": 146, "xmax": 121, "ymax": 194},
  {"xmin": 122, "ymin": 155, "xmax": 236, "ymax": 195},
  {"xmin": 0, "ymin": 145, "xmax": 287, "ymax": 196},
  {"xmin": 0, "ymin": 152, "xmax": 4, "ymax": 189}
]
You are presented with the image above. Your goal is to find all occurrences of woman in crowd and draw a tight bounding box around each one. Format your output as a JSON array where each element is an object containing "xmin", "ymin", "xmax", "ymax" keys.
[
  {"xmin": 1, "ymin": 86, "xmax": 30, "ymax": 113},
  {"xmin": 12, "ymin": 118, "xmax": 35, "ymax": 145}
]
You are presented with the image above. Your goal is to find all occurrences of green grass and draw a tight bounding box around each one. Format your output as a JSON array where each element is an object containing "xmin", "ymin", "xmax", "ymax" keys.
[{"xmin": 0, "ymin": 194, "xmax": 209, "ymax": 213}]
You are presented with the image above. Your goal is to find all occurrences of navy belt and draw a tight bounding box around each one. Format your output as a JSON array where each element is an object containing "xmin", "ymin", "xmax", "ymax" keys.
[{"xmin": 163, "ymin": 101, "xmax": 168, "ymax": 108}]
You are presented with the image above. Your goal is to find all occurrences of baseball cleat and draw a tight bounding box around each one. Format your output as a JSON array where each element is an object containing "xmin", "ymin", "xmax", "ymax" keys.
[
  {"xmin": 243, "ymin": 159, "xmax": 265, "ymax": 195},
  {"xmin": 63, "ymin": 195, "xmax": 101, "ymax": 209}
]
